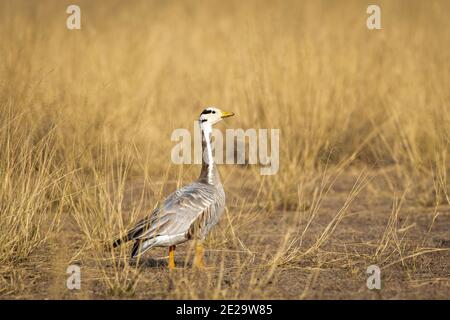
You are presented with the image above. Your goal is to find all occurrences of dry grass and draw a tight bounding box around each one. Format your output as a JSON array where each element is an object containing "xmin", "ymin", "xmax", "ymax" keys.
[{"xmin": 0, "ymin": 0, "xmax": 449, "ymax": 299}]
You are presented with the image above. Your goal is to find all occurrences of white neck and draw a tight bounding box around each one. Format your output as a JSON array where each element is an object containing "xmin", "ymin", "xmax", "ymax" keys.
[{"xmin": 199, "ymin": 121, "xmax": 219, "ymax": 185}]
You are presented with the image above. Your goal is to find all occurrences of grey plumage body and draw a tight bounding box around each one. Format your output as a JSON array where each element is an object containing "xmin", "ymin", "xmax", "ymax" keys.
[
  {"xmin": 123, "ymin": 178, "xmax": 225, "ymax": 258},
  {"xmin": 113, "ymin": 107, "xmax": 232, "ymax": 259}
]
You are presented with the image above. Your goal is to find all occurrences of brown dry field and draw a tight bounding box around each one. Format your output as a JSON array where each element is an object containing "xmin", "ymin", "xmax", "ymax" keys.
[
  {"xmin": 18, "ymin": 169, "xmax": 450, "ymax": 299},
  {"xmin": 1, "ymin": 0, "xmax": 449, "ymax": 299}
]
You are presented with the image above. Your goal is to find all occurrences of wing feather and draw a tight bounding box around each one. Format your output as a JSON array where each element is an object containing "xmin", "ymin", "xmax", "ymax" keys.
[
  {"xmin": 113, "ymin": 181, "xmax": 225, "ymax": 250},
  {"xmin": 131, "ymin": 182, "xmax": 220, "ymax": 241}
]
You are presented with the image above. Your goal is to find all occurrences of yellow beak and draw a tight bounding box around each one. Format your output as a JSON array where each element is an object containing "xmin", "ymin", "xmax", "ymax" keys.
[{"xmin": 221, "ymin": 111, "xmax": 235, "ymax": 118}]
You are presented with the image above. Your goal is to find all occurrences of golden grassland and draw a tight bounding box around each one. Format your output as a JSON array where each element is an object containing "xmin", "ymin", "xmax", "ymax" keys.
[{"xmin": 0, "ymin": 0, "xmax": 449, "ymax": 298}]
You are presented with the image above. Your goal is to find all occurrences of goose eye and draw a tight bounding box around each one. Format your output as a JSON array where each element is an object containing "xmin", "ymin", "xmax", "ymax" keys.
[{"xmin": 212, "ymin": 111, "xmax": 216, "ymax": 114}]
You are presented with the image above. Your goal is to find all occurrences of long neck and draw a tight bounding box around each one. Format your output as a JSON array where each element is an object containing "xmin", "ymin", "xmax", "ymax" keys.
[{"xmin": 198, "ymin": 124, "xmax": 221, "ymax": 185}]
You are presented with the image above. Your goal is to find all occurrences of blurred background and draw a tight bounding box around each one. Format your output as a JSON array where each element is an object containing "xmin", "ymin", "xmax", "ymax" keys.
[{"xmin": 0, "ymin": 0, "xmax": 449, "ymax": 299}]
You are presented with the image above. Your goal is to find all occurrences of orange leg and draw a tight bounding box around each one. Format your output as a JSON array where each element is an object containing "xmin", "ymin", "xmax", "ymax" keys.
[
  {"xmin": 169, "ymin": 245, "xmax": 176, "ymax": 270},
  {"xmin": 193, "ymin": 242, "xmax": 205, "ymax": 269}
]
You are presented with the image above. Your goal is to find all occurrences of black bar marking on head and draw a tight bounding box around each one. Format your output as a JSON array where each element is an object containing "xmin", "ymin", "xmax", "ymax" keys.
[{"xmin": 201, "ymin": 110, "xmax": 213, "ymax": 115}]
